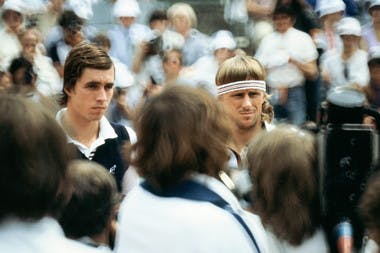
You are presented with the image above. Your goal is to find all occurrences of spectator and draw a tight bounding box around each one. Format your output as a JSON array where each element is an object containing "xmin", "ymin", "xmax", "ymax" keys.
[
  {"xmin": 364, "ymin": 48, "xmax": 380, "ymax": 109},
  {"xmin": 114, "ymin": 85, "xmax": 269, "ymax": 253},
  {"xmin": 359, "ymin": 170, "xmax": 380, "ymax": 253},
  {"xmin": 362, "ymin": 0, "xmax": 380, "ymax": 52},
  {"xmin": 0, "ymin": 0, "xmax": 24, "ymax": 70},
  {"xmin": 321, "ymin": 17, "xmax": 369, "ymax": 92},
  {"xmin": 255, "ymin": 4, "xmax": 318, "ymax": 125},
  {"xmin": 0, "ymin": 94, "xmax": 99, "ymax": 253},
  {"xmin": 167, "ymin": 2, "xmax": 210, "ymax": 66},
  {"xmin": 247, "ymin": 126, "xmax": 329, "ymax": 252},
  {"xmin": 59, "ymin": 160, "xmax": 119, "ymax": 252}
]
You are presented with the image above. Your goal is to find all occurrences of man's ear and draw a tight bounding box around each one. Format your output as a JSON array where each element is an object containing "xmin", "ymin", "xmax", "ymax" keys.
[{"xmin": 64, "ymin": 87, "xmax": 72, "ymax": 96}]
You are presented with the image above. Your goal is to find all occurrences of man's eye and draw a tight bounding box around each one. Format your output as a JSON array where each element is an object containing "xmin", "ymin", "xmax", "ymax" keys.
[{"xmin": 105, "ymin": 84, "xmax": 114, "ymax": 90}]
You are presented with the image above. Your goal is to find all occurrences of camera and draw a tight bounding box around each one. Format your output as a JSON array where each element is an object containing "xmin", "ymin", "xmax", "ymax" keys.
[{"xmin": 146, "ymin": 35, "xmax": 162, "ymax": 56}]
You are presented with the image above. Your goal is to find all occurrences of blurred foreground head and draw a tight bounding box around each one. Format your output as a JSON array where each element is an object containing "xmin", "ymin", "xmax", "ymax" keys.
[
  {"xmin": 247, "ymin": 125, "xmax": 321, "ymax": 245},
  {"xmin": 0, "ymin": 94, "xmax": 71, "ymax": 221},
  {"xmin": 129, "ymin": 85, "xmax": 231, "ymax": 191}
]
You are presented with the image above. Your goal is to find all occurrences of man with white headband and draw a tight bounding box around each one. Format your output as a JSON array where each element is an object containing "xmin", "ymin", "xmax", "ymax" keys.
[{"xmin": 215, "ymin": 55, "xmax": 274, "ymax": 204}]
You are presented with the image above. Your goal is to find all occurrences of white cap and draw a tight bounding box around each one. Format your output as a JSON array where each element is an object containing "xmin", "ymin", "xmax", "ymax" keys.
[
  {"xmin": 113, "ymin": 0, "xmax": 140, "ymax": 18},
  {"xmin": 336, "ymin": 17, "xmax": 361, "ymax": 36},
  {"xmin": 66, "ymin": 0, "xmax": 94, "ymax": 20},
  {"xmin": 368, "ymin": 46, "xmax": 380, "ymax": 61},
  {"xmin": 211, "ymin": 30, "xmax": 236, "ymax": 51},
  {"xmin": 316, "ymin": 0, "xmax": 346, "ymax": 17},
  {"xmin": 2, "ymin": 0, "xmax": 26, "ymax": 14},
  {"xmin": 370, "ymin": 0, "xmax": 380, "ymax": 9}
]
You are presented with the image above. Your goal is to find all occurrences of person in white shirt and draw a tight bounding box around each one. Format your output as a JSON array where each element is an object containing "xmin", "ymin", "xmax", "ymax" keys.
[
  {"xmin": 321, "ymin": 17, "xmax": 369, "ymax": 93},
  {"xmin": 247, "ymin": 126, "xmax": 329, "ymax": 253},
  {"xmin": 114, "ymin": 85, "xmax": 270, "ymax": 253},
  {"xmin": 255, "ymin": 4, "xmax": 318, "ymax": 125},
  {"xmin": 0, "ymin": 94, "xmax": 100, "ymax": 253}
]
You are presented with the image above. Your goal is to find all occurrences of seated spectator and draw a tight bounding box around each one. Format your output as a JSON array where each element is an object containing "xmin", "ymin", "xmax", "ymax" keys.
[
  {"xmin": 59, "ymin": 160, "xmax": 120, "ymax": 252},
  {"xmin": 0, "ymin": 94, "xmax": 99, "ymax": 253},
  {"xmin": 359, "ymin": 170, "xmax": 380, "ymax": 253},
  {"xmin": 114, "ymin": 85, "xmax": 269, "ymax": 253},
  {"xmin": 247, "ymin": 126, "xmax": 329, "ymax": 252},
  {"xmin": 363, "ymin": 48, "xmax": 380, "ymax": 110}
]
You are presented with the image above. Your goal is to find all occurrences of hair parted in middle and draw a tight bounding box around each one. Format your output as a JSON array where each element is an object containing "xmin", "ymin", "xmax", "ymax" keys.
[
  {"xmin": 215, "ymin": 55, "xmax": 274, "ymax": 123},
  {"xmin": 128, "ymin": 85, "xmax": 231, "ymax": 191}
]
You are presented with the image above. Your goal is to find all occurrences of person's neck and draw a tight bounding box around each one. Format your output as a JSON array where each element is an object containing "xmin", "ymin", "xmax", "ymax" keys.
[
  {"xmin": 342, "ymin": 47, "xmax": 355, "ymax": 60},
  {"xmin": 230, "ymin": 123, "xmax": 262, "ymax": 154},
  {"xmin": 62, "ymin": 109, "xmax": 100, "ymax": 148}
]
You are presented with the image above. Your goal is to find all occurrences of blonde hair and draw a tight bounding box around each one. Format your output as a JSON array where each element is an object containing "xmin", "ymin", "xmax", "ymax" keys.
[
  {"xmin": 216, "ymin": 55, "xmax": 273, "ymax": 123},
  {"xmin": 167, "ymin": 2, "xmax": 197, "ymax": 28}
]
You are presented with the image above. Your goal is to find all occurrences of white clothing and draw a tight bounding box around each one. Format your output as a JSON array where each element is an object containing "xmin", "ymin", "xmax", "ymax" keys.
[
  {"xmin": 191, "ymin": 55, "xmax": 219, "ymax": 96},
  {"xmin": 363, "ymin": 239, "xmax": 380, "ymax": 253},
  {"xmin": 265, "ymin": 228, "xmax": 329, "ymax": 253},
  {"xmin": 0, "ymin": 216, "xmax": 101, "ymax": 253},
  {"xmin": 255, "ymin": 27, "xmax": 318, "ymax": 88},
  {"xmin": 115, "ymin": 174, "xmax": 270, "ymax": 253},
  {"xmin": 112, "ymin": 56, "xmax": 135, "ymax": 88},
  {"xmin": 34, "ymin": 53, "xmax": 62, "ymax": 96},
  {"xmin": 321, "ymin": 49, "xmax": 369, "ymax": 90},
  {"xmin": 0, "ymin": 28, "xmax": 22, "ymax": 70}
]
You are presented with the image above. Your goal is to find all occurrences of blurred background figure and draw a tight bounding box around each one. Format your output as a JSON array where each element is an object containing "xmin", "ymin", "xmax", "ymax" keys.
[
  {"xmin": 0, "ymin": 0, "xmax": 24, "ymax": 70},
  {"xmin": 247, "ymin": 126, "xmax": 329, "ymax": 252},
  {"xmin": 362, "ymin": 0, "xmax": 380, "ymax": 52},
  {"xmin": 8, "ymin": 56, "xmax": 59, "ymax": 113},
  {"xmin": 321, "ymin": 17, "xmax": 369, "ymax": 93},
  {"xmin": 19, "ymin": 27, "xmax": 61, "ymax": 96},
  {"xmin": 255, "ymin": 4, "xmax": 318, "ymax": 125},
  {"xmin": 0, "ymin": 94, "xmax": 99, "ymax": 253},
  {"xmin": 191, "ymin": 30, "xmax": 237, "ymax": 96},
  {"xmin": 364, "ymin": 47, "xmax": 380, "ymax": 110},
  {"xmin": 359, "ymin": 170, "xmax": 380, "ymax": 253},
  {"xmin": 115, "ymin": 85, "xmax": 269, "ymax": 253},
  {"xmin": 59, "ymin": 160, "xmax": 120, "ymax": 252},
  {"xmin": 167, "ymin": 2, "xmax": 210, "ymax": 66},
  {"xmin": 48, "ymin": 10, "xmax": 85, "ymax": 77}
]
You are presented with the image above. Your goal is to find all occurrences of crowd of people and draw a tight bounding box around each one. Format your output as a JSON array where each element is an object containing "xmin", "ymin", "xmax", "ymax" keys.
[{"xmin": 2, "ymin": 0, "xmax": 380, "ymax": 253}]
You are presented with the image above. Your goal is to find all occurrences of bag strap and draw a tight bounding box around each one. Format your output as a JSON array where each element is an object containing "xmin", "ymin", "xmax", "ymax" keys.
[{"xmin": 141, "ymin": 180, "xmax": 261, "ymax": 253}]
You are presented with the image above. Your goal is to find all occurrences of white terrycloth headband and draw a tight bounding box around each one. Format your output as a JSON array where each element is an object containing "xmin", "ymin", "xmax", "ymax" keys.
[{"xmin": 217, "ymin": 80, "xmax": 266, "ymax": 96}]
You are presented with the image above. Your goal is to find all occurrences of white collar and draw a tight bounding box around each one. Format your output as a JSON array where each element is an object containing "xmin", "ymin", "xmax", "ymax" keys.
[{"xmin": 56, "ymin": 108, "xmax": 118, "ymax": 158}]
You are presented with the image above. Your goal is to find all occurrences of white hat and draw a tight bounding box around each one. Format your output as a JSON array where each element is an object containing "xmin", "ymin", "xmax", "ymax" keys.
[
  {"xmin": 113, "ymin": 0, "xmax": 141, "ymax": 18},
  {"xmin": 369, "ymin": 0, "xmax": 380, "ymax": 9},
  {"xmin": 2, "ymin": 0, "xmax": 26, "ymax": 14},
  {"xmin": 66, "ymin": 0, "xmax": 94, "ymax": 20},
  {"xmin": 316, "ymin": 0, "xmax": 346, "ymax": 17},
  {"xmin": 211, "ymin": 30, "xmax": 236, "ymax": 51},
  {"xmin": 336, "ymin": 17, "xmax": 361, "ymax": 36},
  {"xmin": 368, "ymin": 46, "xmax": 380, "ymax": 61}
]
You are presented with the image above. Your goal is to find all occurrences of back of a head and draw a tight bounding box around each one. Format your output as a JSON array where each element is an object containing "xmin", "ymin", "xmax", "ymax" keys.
[
  {"xmin": 131, "ymin": 85, "xmax": 230, "ymax": 191},
  {"xmin": 359, "ymin": 170, "xmax": 380, "ymax": 245},
  {"xmin": 0, "ymin": 94, "xmax": 70, "ymax": 221},
  {"xmin": 59, "ymin": 10, "xmax": 84, "ymax": 30},
  {"xmin": 8, "ymin": 56, "xmax": 35, "ymax": 87},
  {"xmin": 247, "ymin": 126, "xmax": 320, "ymax": 245},
  {"xmin": 59, "ymin": 160, "xmax": 117, "ymax": 239}
]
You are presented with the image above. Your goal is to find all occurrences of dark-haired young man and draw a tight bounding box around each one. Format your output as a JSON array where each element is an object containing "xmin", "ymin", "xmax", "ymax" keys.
[{"xmin": 56, "ymin": 42, "xmax": 137, "ymax": 192}]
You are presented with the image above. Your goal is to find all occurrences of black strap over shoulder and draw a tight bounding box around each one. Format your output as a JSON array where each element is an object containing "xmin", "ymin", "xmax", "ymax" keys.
[
  {"xmin": 141, "ymin": 180, "xmax": 261, "ymax": 253},
  {"xmin": 110, "ymin": 122, "xmax": 130, "ymax": 142}
]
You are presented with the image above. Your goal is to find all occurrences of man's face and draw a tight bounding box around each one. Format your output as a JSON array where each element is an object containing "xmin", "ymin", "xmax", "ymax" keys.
[
  {"xmin": 3, "ymin": 10, "xmax": 22, "ymax": 33},
  {"xmin": 63, "ymin": 27, "xmax": 83, "ymax": 47},
  {"xmin": 219, "ymin": 89, "xmax": 265, "ymax": 130},
  {"xmin": 66, "ymin": 67, "xmax": 114, "ymax": 123},
  {"xmin": 21, "ymin": 31, "xmax": 38, "ymax": 61},
  {"xmin": 273, "ymin": 13, "xmax": 293, "ymax": 34}
]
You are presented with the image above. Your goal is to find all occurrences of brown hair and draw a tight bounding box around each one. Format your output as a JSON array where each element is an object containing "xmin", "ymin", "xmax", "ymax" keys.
[
  {"xmin": 60, "ymin": 42, "xmax": 113, "ymax": 106},
  {"xmin": 0, "ymin": 94, "xmax": 71, "ymax": 221},
  {"xmin": 359, "ymin": 170, "xmax": 380, "ymax": 245},
  {"xmin": 128, "ymin": 85, "xmax": 230, "ymax": 191},
  {"xmin": 247, "ymin": 126, "xmax": 321, "ymax": 245},
  {"xmin": 215, "ymin": 55, "xmax": 274, "ymax": 123}
]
